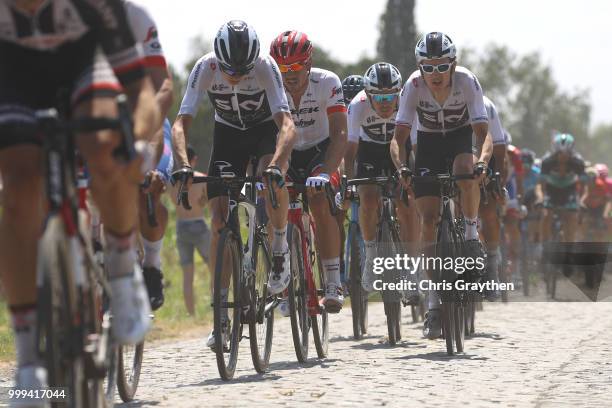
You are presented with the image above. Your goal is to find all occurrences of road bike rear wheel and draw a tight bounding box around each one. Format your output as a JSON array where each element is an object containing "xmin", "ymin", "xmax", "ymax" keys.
[
  {"xmin": 116, "ymin": 342, "xmax": 144, "ymax": 402},
  {"xmin": 213, "ymin": 229, "xmax": 242, "ymax": 380},
  {"xmin": 287, "ymin": 224, "xmax": 309, "ymax": 362},
  {"xmin": 309, "ymin": 223, "xmax": 329, "ymax": 359},
  {"xmin": 249, "ymin": 236, "xmax": 274, "ymax": 373},
  {"xmin": 453, "ymin": 301, "xmax": 465, "ymax": 353},
  {"xmin": 347, "ymin": 222, "xmax": 367, "ymax": 340}
]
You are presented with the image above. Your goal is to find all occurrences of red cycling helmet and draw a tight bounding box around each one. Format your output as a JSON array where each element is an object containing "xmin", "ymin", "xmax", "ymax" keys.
[{"xmin": 270, "ymin": 30, "xmax": 313, "ymax": 65}]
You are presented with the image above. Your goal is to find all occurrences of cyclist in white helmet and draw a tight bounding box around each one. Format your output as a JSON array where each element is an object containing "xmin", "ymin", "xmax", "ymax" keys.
[{"xmin": 391, "ymin": 32, "xmax": 493, "ymax": 339}]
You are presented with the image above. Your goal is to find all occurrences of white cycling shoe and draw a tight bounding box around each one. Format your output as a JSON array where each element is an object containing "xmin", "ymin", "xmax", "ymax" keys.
[
  {"xmin": 110, "ymin": 264, "xmax": 152, "ymax": 345},
  {"xmin": 361, "ymin": 256, "xmax": 377, "ymax": 292},
  {"xmin": 206, "ymin": 321, "xmax": 230, "ymax": 351},
  {"xmin": 278, "ymin": 297, "xmax": 290, "ymax": 317},
  {"xmin": 11, "ymin": 365, "xmax": 50, "ymax": 408},
  {"xmin": 324, "ymin": 282, "xmax": 344, "ymax": 313},
  {"xmin": 267, "ymin": 250, "xmax": 291, "ymax": 295}
]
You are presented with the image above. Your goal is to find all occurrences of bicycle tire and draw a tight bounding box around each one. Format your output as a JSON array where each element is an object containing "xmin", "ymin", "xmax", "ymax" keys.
[
  {"xmin": 384, "ymin": 302, "xmax": 399, "ymax": 346},
  {"xmin": 287, "ymin": 224, "xmax": 309, "ymax": 362},
  {"xmin": 37, "ymin": 215, "xmax": 89, "ymax": 407},
  {"xmin": 379, "ymin": 220, "xmax": 402, "ymax": 345},
  {"xmin": 116, "ymin": 342, "xmax": 144, "ymax": 402},
  {"xmin": 249, "ymin": 236, "xmax": 274, "ymax": 373},
  {"xmin": 213, "ymin": 228, "xmax": 242, "ymax": 380},
  {"xmin": 309, "ymin": 223, "xmax": 329, "ymax": 358},
  {"xmin": 104, "ymin": 345, "xmax": 117, "ymax": 405},
  {"xmin": 348, "ymin": 222, "xmax": 367, "ymax": 340},
  {"xmin": 453, "ymin": 301, "xmax": 465, "ymax": 353}
]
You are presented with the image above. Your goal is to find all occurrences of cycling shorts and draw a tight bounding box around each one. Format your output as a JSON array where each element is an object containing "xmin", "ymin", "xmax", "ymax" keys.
[
  {"xmin": 287, "ymin": 137, "xmax": 340, "ymax": 189},
  {"xmin": 413, "ymin": 125, "xmax": 473, "ymax": 198},
  {"xmin": 356, "ymin": 140, "xmax": 395, "ymax": 178},
  {"xmin": 0, "ymin": 33, "xmax": 121, "ymax": 150},
  {"xmin": 206, "ymin": 120, "xmax": 277, "ymax": 200}
]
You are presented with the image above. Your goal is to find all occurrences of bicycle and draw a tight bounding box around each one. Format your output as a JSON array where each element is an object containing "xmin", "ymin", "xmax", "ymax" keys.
[
  {"xmin": 411, "ymin": 172, "xmax": 480, "ymax": 355},
  {"xmin": 275, "ymin": 178, "xmax": 337, "ymax": 362},
  {"xmin": 341, "ymin": 175, "xmax": 407, "ymax": 346},
  {"xmin": 343, "ymin": 188, "xmax": 368, "ymax": 340},
  {"xmin": 174, "ymin": 159, "xmax": 275, "ymax": 380},
  {"xmin": 35, "ymin": 94, "xmax": 137, "ymax": 407}
]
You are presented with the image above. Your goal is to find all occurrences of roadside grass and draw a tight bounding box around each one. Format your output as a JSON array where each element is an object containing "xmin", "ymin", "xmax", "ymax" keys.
[{"xmin": 0, "ymin": 197, "xmax": 212, "ymax": 362}]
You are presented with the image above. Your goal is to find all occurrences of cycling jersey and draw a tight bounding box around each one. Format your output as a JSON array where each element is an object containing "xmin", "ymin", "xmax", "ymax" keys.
[
  {"xmin": 0, "ymin": 0, "xmax": 144, "ymax": 85},
  {"xmin": 483, "ymin": 96, "xmax": 505, "ymax": 145},
  {"xmin": 396, "ymin": 66, "xmax": 488, "ymax": 133},
  {"xmin": 540, "ymin": 151, "xmax": 585, "ymax": 210},
  {"xmin": 179, "ymin": 52, "xmax": 289, "ymax": 130},
  {"xmin": 523, "ymin": 165, "xmax": 541, "ymax": 192},
  {"xmin": 348, "ymin": 90, "xmax": 396, "ymax": 144},
  {"xmin": 124, "ymin": 0, "xmax": 166, "ymax": 68},
  {"xmin": 287, "ymin": 68, "xmax": 346, "ymax": 150}
]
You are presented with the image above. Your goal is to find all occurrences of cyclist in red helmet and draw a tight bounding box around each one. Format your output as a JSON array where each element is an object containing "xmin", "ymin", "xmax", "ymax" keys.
[{"xmin": 270, "ymin": 30, "xmax": 348, "ymax": 313}]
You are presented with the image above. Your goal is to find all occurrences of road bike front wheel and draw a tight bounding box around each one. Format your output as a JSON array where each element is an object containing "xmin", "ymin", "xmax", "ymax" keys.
[
  {"xmin": 309, "ymin": 223, "xmax": 329, "ymax": 359},
  {"xmin": 213, "ymin": 229, "xmax": 242, "ymax": 380},
  {"xmin": 249, "ymin": 236, "xmax": 274, "ymax": 373},
  {"xmin": 287, "ymin": 224, "xmax": 309, "ymax": 362},
  {"xmin": 347, "ymin": 222, "xmax": 368, "ymax": 340}
]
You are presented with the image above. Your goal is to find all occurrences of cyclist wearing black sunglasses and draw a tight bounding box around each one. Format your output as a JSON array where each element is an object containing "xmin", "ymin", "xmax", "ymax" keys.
[
  {"xmin": 172, "ymin": 20, "xmax": 296, "ymax": 350},
  {"xmin": 344, "ymin": 62, "xmax": 420, "ymax": 294},
  {"xmin": 391, "ymin": 32, "xmax": 493, "ymax": 339}
]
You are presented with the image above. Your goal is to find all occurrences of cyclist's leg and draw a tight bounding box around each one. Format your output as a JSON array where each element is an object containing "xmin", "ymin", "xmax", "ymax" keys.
[{"xmin": 479, "ymin": 192, "xmax": 502, "ymax": 297}]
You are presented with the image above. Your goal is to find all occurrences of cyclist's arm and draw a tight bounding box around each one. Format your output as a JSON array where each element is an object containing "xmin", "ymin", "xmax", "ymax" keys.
[
  {"xmin": 322, "ymin": 111, "xmax": 348, "ymax": 175},
  {"xmin": 268, "ymin": 112, "xmax": 297, "ymax": 172},
  {"xmin": 493, "ymin": 144, "xmax": 507, "ymax": 181},
  {"xmin": 390, "ymin": 124, "xmax": 411, "ymax": 170},
  {"xmin": 172, "ymin": 115, "xmax": 193, "ymax": 168},
  {"xmin": 472, "ymin": 123, "xmax": 492, "ymax": 164},
  {"xmin": 344, "ymin": 142, "xmax": 358, "ymax": 179}
]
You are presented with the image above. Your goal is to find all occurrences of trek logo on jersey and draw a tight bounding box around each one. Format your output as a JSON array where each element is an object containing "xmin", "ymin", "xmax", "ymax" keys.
[
  {"xmin": 330, "ymin": 86, "xmax": 342, "ymax": 98},
  {"xmin": 295, "ymin": 118, "xmax": 316, "ymax": 128},
  {"xmin": 291, "ymin": 107, "xmax": 320, "ymax": 115},
  {"xmin": 144, "ymin": 27, "xmax": 158, "ymax": 42}
]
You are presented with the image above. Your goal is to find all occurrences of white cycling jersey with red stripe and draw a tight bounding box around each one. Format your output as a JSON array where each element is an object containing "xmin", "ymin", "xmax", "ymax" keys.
[
  {"xmin": 348, "ymin": 89, "xmax": 396, "ymax": 145},
  {"xmin": 179, "ymin": 52, "xmax": 289, "ymax": 130},
  {"xmin": 288, "ymin": 68, "xmax": 346, "ymax": 150},
  {"xmin": 396, "ymin": 66, "xmax": 488, "ymax": 133},
  {"xmin": 124, "ymin": 0, "xmax": 166, "ymax": 68}
]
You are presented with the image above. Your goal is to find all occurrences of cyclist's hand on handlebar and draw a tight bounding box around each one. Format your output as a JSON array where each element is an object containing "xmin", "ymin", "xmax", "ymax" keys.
[
  {"xmin": 306, "ymin": 172, "xmax": 330, "ymax": 191},
  {"xmin": 171, "ymin": 165, "xmax": 194, "ymax": 210},
  {"xmin": 171, "ymin": 165, "xmax": 193, "ymax": 185},
  {"xmin": 263, "ymin": 165, "xmax": 285, "ymax": 190},
  {"xmin": 396, "ymin": 165, "xmax": 412, "ymax": 189},
  {"xmin": 142, "ymin": 170, "xmax": 166, "ymax": 196},
  {"xmin": 473, "ymin": 161, "xmax": 488, "ymax": 182}
]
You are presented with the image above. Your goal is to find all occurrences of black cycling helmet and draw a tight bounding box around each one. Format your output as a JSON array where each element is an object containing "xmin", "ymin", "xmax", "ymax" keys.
[
  {"xmin": 521, "ymin": 148, "xmax": 536, "ymax": 166},
  {"xmin": 342, "ymin": 75, "xmax": 365, "ymax": 105},
  {"xmin": 214, "ymin": 20, "xmax": 260, "ymax": 75}
]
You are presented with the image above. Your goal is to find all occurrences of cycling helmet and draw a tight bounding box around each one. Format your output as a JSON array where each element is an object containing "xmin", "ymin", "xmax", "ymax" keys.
[
  {"xmin": 342, "ymin": 75, "xmax": 365, "ymax": 105},
  {"xmin": 521, "ymin": 148, "xmax": 536, "ymax": 166},
  {"xmin": 586, "ymin": 166, "xmax": 598, "ymax": 179},
  {"xmin": 363, "ymin": 62, "xmax": 402, "ymax": 93},
  {"xmin": 552, "ymin": 133, "xmax": 575, "ymax": 152},
  {"xmin": 595, "ymin": 163, "xmax": 609, "ymax": 178},
  {"xmin": 214, "ymin": 20, "xmax": 260, "ymax": 75},
  {"xmin": 270, "ymin": 30, "xmax": 313, "ymax": 65},
  {"xmin": 415, "ymin": 32, "xmax": 457, "ymax": 64}
]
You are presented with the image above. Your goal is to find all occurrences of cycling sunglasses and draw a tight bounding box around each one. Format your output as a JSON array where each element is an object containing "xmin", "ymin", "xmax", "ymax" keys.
[
  {"xmin": 219, "ymin": 64, "xmax": 251, "ymax": 77},
  {"xmin": 370, "ymin": 93, "xmax": 398, "ymax": 103},
  {"xmin": 278, "ymin": 61, "xmax": 308, "ymax": 73},
  {"xmin": 420, "ymin": 62, "xmax": 453, "ymax": 74}
]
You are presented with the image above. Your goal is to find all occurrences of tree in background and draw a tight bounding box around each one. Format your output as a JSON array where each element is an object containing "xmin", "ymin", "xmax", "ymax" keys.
[{"xmin": 377, "ymin": 0, "xmax": 418, "ymax": 79}]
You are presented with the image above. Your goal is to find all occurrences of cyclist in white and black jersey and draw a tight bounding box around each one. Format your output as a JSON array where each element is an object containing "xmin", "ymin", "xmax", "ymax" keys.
[
  {"xmin": 124, "ymin": 0, "xmax": 175, "ymax": 311},
  {"xmin": 172, "ymin": 20, "xmax": 296, "ymax": 349},
  {"xmin": 477, "ymin": 95, "xmax": 508, "ymax": 300},
  {"xmin": 269, "ymin": 30, "xmax": 348, "ymax": 312},
  {"xmin": 344, "ymin": 62, "xmax": 419, "ymax": 296},
  {"xmin": 0, "ymin": 0, "xmax": 160, "ymax": 397},
  {"xmin": 390, "ymin": 32, "xmax": 493, "ymax": 339}
]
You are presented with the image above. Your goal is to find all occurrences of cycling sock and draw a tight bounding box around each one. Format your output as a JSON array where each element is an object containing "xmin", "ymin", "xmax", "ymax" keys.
[
  {"xmin": 272, "ymin": 225, "xmax": 288, "ymax": 254},
  {"xmin": 465, "ymin": 217, "xmax": 479, "ymax": 240},
  {"xmin": 10, "ymin": 304, "xmax": 38, "ymax": 367},
  {"xmin": 322, "ymin": 257, "xmax": 341, "ymax": 286},
  {"xmin": 486, "ymin": 248, "xmax": 501, "ymax": 280},
  {"xmin": 142, "ymin": 237, "xmax": 163, "ymax": 269},
  {"xmin": 105, "ymin": 230, "xmax": 137, "ymax": 278},
  {"xmin": 364, "ymin": 240, "xmax": 376, "ymax": 261},
  {"xmin": 428, "ymin": 289, "xmax": 440, "ymax": 309}
]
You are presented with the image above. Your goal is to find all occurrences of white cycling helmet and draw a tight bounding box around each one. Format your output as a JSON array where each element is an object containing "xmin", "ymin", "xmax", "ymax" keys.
[
  {"xmin": 214, "ymin": 20, "xmax": 260, "ymax": 75},
  {"xmin": 363, "ymin": 62, "xmax": 402, "ymax": 93},
  {"xmin": 415, "ymin": 32, "xmax": 456, "ymax": 64}
]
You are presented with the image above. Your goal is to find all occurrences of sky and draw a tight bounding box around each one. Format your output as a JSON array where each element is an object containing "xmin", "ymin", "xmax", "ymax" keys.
[{"xmin": 140, "ymin": 0, "xmax": 611, "ymax": 127}]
